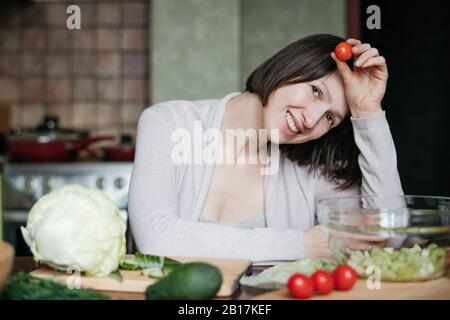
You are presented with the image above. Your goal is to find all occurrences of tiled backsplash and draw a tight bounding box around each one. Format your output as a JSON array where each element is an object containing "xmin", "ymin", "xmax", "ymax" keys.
[{"xmin": 0, "ymin": 1, "xmax": 150, "ymax": 140}]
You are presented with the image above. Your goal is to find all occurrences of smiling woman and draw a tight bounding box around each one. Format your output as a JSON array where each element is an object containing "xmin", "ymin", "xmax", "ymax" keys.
[
  {"xmin": 246, "ymin": 35, "xmax": 360, "ymax": 189},
  {"xmin": 128, "ymin": 34, "xmax": 404, "ymax": 263}
]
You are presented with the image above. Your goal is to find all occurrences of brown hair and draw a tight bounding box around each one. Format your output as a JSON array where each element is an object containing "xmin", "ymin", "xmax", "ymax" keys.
[{"xmin": 246, "ymin": 34, "xmax": 361, "ymax": 189}]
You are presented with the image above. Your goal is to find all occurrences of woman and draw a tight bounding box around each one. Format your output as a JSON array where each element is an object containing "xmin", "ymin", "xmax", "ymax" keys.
[{"xmin": 128, "ymin": 34, "xmax": 403, "ymax": 262}]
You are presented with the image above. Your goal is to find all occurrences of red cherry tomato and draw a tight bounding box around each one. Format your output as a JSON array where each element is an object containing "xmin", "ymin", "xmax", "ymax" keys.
[
  {"xmin": 333, "ymin": 265, "xmax": 357, "ymax": 291},
  {"xmin": 287, "ymin": 273, "xmax": 314, "ymax": 299},
  {"xmin": 311, "ymin": 270, "xmax": 334, "ymax": 295},
  {"xmin": 334, "ymin": 42, "xmax": 353, "ymax": 61}
]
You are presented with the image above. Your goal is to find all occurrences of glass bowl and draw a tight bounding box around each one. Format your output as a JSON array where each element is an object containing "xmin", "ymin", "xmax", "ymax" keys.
[{"xmin": 317, "ymin": 195, "xmax": 450, "ymax": 282}]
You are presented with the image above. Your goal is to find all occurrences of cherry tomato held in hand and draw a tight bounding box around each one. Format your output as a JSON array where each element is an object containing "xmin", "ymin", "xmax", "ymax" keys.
[
  {"xmin": 334, "ymin": 41, "xmax": 353, "ymax": 61},
  {"xmin": 311, "ymin": 270, "xmax": 334, "ymax": 295},
  {"xmin": 333, "ymin": 265, "xmax": 357, "ymax": 291},
  {"xmin": 287, "ymin": 273, "xmax": 314, "ymax": 299}
]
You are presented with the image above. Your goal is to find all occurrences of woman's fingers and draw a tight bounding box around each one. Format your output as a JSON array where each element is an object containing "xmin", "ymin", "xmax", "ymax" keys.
[
  {"xmin": 360, "ymin": 56, "xmax": 387, "ymax": 70},
  {"xmin": 329, "ymin": 229, "xmax": 389, "ymax": 242},
  {"xmin": 352, "ymin": 43, "xmax": 371, "ymax": 58},
  {"xmin": 354, "ymin": 47, "xmax": 380, "ymax": 67},
  {"xmin": 330, "ymin": 51, "xmax": 352, "ymax": 82},
  {"xmin": 341, "ymin": 239, "xmax": 385, "ymax": 251},
  {"xmin": 346, "ymin": 38, "xmax": 361, "ymax": 46},
  {"xmin": 304, "ymin": 225, "xmax": 334, "ymax": 259}
]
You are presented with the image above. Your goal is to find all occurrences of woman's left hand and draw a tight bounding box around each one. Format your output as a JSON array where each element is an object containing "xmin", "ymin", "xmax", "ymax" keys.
[{"xmin": 331, "ymin": 38, "xmax": 388, "ymax": 118}]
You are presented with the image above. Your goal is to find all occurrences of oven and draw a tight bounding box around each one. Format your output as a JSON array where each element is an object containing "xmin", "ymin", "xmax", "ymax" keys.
[{"xmin": 1, "ymin": 162, "xmax": 134, "ymax": 255}]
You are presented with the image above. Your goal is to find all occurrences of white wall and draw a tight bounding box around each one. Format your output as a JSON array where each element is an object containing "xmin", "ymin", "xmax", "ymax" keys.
[
  {"xmin": 152, "ymin": 0, "xmax": 240, "ymax": 103},
  {"xmin": 151, "ymin": 0, "xmax": 346, "ymax": 103},
  {"xmin": 241, "ymin": 0, "xmax": 346, "ymax": 87}
]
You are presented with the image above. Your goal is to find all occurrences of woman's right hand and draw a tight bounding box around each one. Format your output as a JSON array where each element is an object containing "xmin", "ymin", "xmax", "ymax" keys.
[{"xmin": 303, "ymin": 225, "xmax": 333, "ymax": 259}]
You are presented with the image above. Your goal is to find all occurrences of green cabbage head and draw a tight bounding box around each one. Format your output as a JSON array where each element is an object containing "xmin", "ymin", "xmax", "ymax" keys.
[{"xmin": 21, "ymin": 184, "xmax": 126, "ymax": 276}]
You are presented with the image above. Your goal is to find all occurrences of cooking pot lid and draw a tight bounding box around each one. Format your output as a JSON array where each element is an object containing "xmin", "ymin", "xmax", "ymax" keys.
[{"xmin": 8, "ymin": 115, "xmax": 87, "ymax": 142}]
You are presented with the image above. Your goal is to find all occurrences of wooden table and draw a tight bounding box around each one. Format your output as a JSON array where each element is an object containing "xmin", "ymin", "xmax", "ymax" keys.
[
  {"xmin": 12, "ymin": 257, "xmax": 450, "ymax": 300},
  {"xmin": 254, "ymin": 276, "xmax": 450, "ymax": 300},
  {"xmin": 12, "ymin": 257, "xmax": 264, "ymax": 300}
]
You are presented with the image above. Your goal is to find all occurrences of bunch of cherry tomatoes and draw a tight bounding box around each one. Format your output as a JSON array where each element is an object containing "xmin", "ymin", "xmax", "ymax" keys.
[{"xmin": 287, "ymin": 265, "xmax": 357, "ymax": 299}]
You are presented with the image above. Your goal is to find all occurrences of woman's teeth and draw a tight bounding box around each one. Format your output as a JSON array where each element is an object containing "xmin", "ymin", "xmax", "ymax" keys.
[{"xmin": 286, "ymin": 111, "xmax": 300, "ymax": 133}]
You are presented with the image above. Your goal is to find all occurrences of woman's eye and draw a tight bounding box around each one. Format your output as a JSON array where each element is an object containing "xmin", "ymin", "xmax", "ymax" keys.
[
  {"xmin": 312, "ymin": 85, "xmax": 322, "ymax": 97},
  {"xmin": 325, "ymin": 113, "xmax": 334, "ymax": 126}
]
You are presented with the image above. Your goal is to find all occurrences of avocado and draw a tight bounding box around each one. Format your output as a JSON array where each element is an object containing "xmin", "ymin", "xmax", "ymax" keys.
[{"xmin": 145, "ymin": 263, "xmax": 222, "ymax": 300}]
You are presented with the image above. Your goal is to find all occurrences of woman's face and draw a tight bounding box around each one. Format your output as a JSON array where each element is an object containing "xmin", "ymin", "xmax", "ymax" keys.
[{"xmin": 263, "ymin": 71, "xmax": 349, "ymax": 144}]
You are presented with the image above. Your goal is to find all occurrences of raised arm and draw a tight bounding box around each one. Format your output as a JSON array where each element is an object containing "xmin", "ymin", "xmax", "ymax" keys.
[
  {"xmin": 128, "ymin": 108, "xmax": 306, "ymax": 262},
  {"xmin": 314, "ymin": 111, "xmax": 404, "ymax": 203},
  {"xmin": 316, "ymin": 38, "xmax": 404, "ymax": 201}
]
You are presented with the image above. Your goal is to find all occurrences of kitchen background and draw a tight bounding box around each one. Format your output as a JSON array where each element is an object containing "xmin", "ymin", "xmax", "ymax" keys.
[
  {"xmin": 0, "ymin": 0, "xmax": 348, "ymax": 253},
  {"xmin": 0, "ymin": 0, "xmax": 449, "ymax": 253},
  {"xmin": 0, "ymin": 0, "xmax": 150, "ymax": 138},
  {"xmin": 0, "ymin": 0, "xmax": 346, "ymax": 137}
]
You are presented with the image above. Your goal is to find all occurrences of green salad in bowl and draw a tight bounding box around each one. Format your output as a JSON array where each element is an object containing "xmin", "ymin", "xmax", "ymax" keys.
[
  {"xmin": 346, "ymin": 244, "xmax": 447, "ymax": 281},
  {"xmin": 318, "ymin": 195, "xmax": 450, "ymax": 282}
]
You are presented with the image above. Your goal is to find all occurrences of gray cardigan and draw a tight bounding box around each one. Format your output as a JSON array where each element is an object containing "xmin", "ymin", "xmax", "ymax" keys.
[{"xmin": 128, "ymin": 92, "xmax": 404, "ymax": 262}]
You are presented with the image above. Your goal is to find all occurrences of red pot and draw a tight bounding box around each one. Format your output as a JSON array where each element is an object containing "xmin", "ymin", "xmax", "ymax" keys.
[
  {"xmin": 7, "ymin": 116, "xmax": 114, "ymax": 162},
  {"xmin": 103, "ymin": 134, "xmax": 135, "ymax": 162},
  {"xmin": 104, "ymin": 145, "xmax": 135, "ymax": 162}
]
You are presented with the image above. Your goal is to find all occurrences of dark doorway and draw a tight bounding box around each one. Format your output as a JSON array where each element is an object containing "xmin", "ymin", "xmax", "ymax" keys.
[{"xmin": 360, "ymin": 0, "xmax": 450, "ymax": 196}]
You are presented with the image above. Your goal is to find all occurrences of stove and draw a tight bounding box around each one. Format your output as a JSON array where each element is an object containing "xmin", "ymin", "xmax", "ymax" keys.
[{"xmin": 1, "ymin": 161, "xmax": 134, "ymax": 254}]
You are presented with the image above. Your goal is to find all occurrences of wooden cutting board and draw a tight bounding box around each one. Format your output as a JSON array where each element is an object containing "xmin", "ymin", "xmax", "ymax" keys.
[
  {"xmin": 30, "ymin": 255, "xmax": 251, "ymax": 297},
  {"xmin": 253, "ymin": 276, "xmax": 450, "ymax": 300}
]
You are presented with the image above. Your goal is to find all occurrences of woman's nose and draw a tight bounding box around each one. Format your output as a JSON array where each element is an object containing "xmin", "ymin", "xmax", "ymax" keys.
[{"xmin": 303, "ymin": 105, "xmax": 327, "ymax": 129}]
